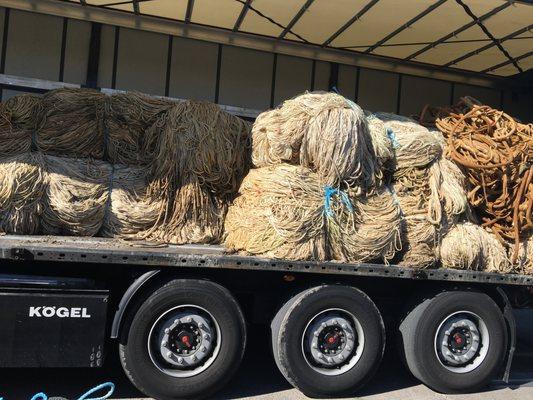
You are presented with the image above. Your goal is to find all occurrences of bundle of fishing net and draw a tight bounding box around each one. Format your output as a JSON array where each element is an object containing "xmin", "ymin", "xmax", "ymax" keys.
[
  {"xmin": 440, "ymin": 222, "xmax": 511, "ymax": 273},
  {"xmin": 367, "ymin": 112, "xmax": 469, "ymax": 268},
  {"xmin": 0, "ymin": 153, "xmax": 46, "ymax": 234},
  {"xmin": 100, "ymin": 164, "xmax": 166, "ymax": 239},
  {"xmin": 146, "ymin": 100, "xmax": 251, "ymax": 197},
  {"xmin": 224, "ymin": 164, "xmax": 402, "ymax": 262},
  {"xmin": 0, "ymin": 94, "xmax": 41, "ymax": 156},
  {"xmin": 36, "ymin": 89, "xmax": 106, "ymax": 159},
  {"xmin": 393, "ymin": 185, "xmax": 439, "ymax": 268},
  {"xmin": 149, "ymin": 176, "xmax": 227, "ymax": 244},
  {"xmin": 42, "ymin": 155, "xmax": 112, "ymax": 236},
  {"xmin": 122, "ymin": 100, "xmax": 252, "ymax": 245},
  {"xmin": 373, "ymin": 112, "xmax": 442, "ymax": 170},
  {"xmin": 251, "ymin": 92, "xmax": 381, "ymax": 192},
  {"xmin": 104, "ymin": 91, "xmax": 175, "ymax": 165},
  {"xmin": 328, "ymin": 186, "xmax": 402, "ymax": 263}
]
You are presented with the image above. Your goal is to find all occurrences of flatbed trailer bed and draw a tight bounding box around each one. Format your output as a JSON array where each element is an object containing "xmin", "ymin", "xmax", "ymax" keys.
[{"xmin": 0, "ymin": 234, "xmax": 531, "ymax": 287}]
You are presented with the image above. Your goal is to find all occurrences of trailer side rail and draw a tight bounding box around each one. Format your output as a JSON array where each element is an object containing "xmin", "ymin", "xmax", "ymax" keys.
[{"xmin": 0, "ymin": 235, "xmax": 531, "ymax": 286}]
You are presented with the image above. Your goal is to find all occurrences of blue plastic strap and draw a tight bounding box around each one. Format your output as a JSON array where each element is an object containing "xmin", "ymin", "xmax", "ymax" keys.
[
  {"xmin": 77, "ymin": 382, "xmax": 115, "ymax": 400},
  {"xmin": 387, "ymin": 127, "xmax": 400, "ymax": 149},
  {"xmin": 323, "ymin": 186, "xmax": 353, "ymax": 217},
  {"xmin": 30, "ymin": 393, "xmax": 47, "ymax": 400}
]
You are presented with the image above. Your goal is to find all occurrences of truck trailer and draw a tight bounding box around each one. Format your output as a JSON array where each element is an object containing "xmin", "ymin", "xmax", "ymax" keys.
[
  {"xmin": 0, "ymin": 1, "xmax": 532, "ymax": 400},
  {"xmin": 0, "ymin": 234, "xmax": 532, "ymax": 399}
]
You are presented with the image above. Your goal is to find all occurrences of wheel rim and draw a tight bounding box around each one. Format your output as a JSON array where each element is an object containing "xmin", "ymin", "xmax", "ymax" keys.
[
  {"xmin": 147, "ymin": 305, "xmax": 222, "ymax": 378},
  {"xmin": 301, "ymin": 308, "xmax": 365, "ymax": 376},
  {"xmin": 434, "ymin": 310, "xmax": 490, "ymax": 373}
]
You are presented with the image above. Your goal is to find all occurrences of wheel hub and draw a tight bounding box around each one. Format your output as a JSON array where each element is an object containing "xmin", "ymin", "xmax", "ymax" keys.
[
  {"xmin": 307, "ymin": 314, "xmax": 357, "ymax": 368},
  {"xmin": 437, "ymin": 316, "xmax": 481, "ymax": 367},
  {"xmin": 158, "ymin": 312, "xmax": 214, "ymax": 368}
]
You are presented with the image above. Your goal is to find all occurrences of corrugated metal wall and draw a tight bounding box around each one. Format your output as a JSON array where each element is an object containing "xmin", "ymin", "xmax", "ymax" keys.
[{"xmin": 0, "ymin": 7, "xmax": 530, "ymax": 121}]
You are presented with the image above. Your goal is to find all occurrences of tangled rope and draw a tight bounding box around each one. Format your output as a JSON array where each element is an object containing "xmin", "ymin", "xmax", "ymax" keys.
[
  {"xmin": 0, "ymin": 94, "xmax": 41, "ymax": 156},
  {"xmin": 435, "ymin": 102, "xmax": 533, "ymax": 261},
  {"xmin": 224, "ymin": 165, "xmax": 402, "ymax": 262},
  {"xmin": 37, "ymin": 89, "xmax": 106, "ymax": 159},
  {"xmin": 440, "ymin": 222, "xmax": 511, "ymax": 273},
  {"xmin": 252, "ymin": 92, "xmax": 380, "ymax": 192},
  {"xmin": 0, "ymin": 153, "xmax": 45, "ymax": 234}
]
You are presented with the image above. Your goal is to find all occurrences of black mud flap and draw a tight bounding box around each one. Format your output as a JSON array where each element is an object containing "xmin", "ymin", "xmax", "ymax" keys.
[{"xmin": 0, "ymin": 290, "xmax": 108, "ymax": 368}]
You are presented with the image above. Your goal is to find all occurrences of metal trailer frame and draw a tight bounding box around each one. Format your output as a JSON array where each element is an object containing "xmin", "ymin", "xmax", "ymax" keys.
[{"xmin": 1, "ymin": 235, "xmax": 531, "ymax": 287}]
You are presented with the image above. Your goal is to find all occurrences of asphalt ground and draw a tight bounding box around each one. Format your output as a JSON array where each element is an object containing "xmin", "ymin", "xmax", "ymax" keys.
[{"xmin": 1, "ymin": 310, "xmax": 532, "ymax": 400}]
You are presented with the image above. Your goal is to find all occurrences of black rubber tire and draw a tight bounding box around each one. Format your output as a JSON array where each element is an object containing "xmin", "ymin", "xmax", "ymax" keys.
[
  {"xmin": 271, "ymin": 285, "xmax": 385, "ymax": 398},
  {"xmin": 119, "ymin": 279, "xmax": 246, "ymax": 400},
  {"xmin": 398, "ymin": 290, "xmax": 508, "ymax": 394}
]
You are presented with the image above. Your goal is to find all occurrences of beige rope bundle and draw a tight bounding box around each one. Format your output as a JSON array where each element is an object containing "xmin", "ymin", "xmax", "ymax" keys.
[
  {"xmin": 105, "ymin": 91, "xmax": 175, "ymax": 165},
  {"xmin": 42, "ymin": 155, "xmax": 111, "ymax": 236},
  {"xmin": 0, "ymin": 153, "xmax": 46, "ymax": 234},
  {"xmin": 100, "ymin": 164, "xmax": 165, "ymax": 238},
  {"xmin": 441, "ymin": 222, "xmax": 511, "ymax": 273},
  {"xmin": 394, "ymin": 188, "xmax": 439, "ymax": 268},
  {"xmin": 329, "ymin": 187, "xmax": 402, "ymax": 263},
  {"xmin": 251, "ymin": 92, "xmax": 379, "ymax": 192},
  {"xmin": 225, "ymin": 165, "xmax": 327, "ymax": 260},
  {"xmin": 225, "ymin": 165, "xmax": 402, "ymax": 262},
  {"xmin": 146, "ymin": 100, "xmax": 251, "ymax": 197},
  {"xmin": 365, "ymin": 113, "xmax": 394, "ymax": 178},
  {"xmin": 374, "ymin": 112, "xmax": 442, "ymax": 170},
  {"xmin": 151, "ymin": 177, "xmax": 227, "ymax": 244},
  {"xmin": 0, "ymin": 95, "xmax": 41, "ymax": 156},
  {"xmin": 37, "ymin": 89, "xmax": 106, "ymax": 159}
]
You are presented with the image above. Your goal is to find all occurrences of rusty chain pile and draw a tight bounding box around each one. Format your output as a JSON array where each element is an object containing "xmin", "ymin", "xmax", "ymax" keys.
[{"xmin": 431, "ymin": 101, "xmax": 532, "ymax": 261}]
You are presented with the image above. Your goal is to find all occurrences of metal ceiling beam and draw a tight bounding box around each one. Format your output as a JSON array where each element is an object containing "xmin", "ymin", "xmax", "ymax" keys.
[
  {"xmin": 132, "ymin": 0, "xmax": 139, "ymax": 15},
  {"xmin": 233, "ymin": 0, "xmax": 252, "ymax": 32},
  {"xmin": 80, "ymin": 0, "xmax": 86, "ymax": 5},
  {"xmin": 365, "ymin": 0, "xmax": 448, "ymax": 53},
  {"xmin": 322, "ymin": 0, "xmax": 380, "ymax": 47},
  {"xmin": 405, "ymin": 1, "xmax": 511, "ymax": 61},
  {"xmin": 443, "ymin": 24, "xmax": 532, "ymax": 67},
  {"xmin": 452, "ymin": 0, "xmax": 522, "ymax": 72},
  {"xmin": 0, "ymin": 0, "xmax": 510, "ymax": 89},
  {"xmin": 278, "ymin": 0, "xmax": 314, "ymax": 40},
  {"xmin": 482, "ymin": 49, "xmax": 533, "ymax": 73},
  {"xmin": 185, "ymin": 0, "xmax": 194, "ymax": 23}
]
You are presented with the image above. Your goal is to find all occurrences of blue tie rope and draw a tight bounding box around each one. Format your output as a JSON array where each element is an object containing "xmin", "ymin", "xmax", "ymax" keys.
[
  {"xmin": 77, "ymin": 382, "xmax": 115, "ymax": 400},
  {"xmin": 387, "ymin": 127, "xmax": 400, "ymax": 149},
  {"xmin": 2, "ymin": 382, "xmax": 115, "ymax": 400},
  {"xmin": 323, "ymin": 186, "xmax": 353, "ymax": 217}
]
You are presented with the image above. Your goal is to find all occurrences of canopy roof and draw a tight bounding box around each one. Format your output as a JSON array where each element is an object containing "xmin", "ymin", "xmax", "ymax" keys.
[{"xmin": 56, "ymin": 0, "xmax": 533, "ymax": 77}]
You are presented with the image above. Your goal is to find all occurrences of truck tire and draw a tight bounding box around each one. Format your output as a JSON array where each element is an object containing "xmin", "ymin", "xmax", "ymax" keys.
[
  {"xmin": 398, "ymin": 290, "xmax": 508, "ymax": 393},
  {"xmin": 271, "ymin": 285, "xmax": 385, "ymax": 398},
  {"xmin": 119, "ymin": 279, "xmax": 246, "ymax": 400}
]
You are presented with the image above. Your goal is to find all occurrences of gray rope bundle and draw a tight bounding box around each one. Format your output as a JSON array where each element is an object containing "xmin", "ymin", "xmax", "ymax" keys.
[
  {"xmin": 37, "ymin": 89, "xmax": 106, "ymax": 158},
  {"xmin": 105, "ymin": 91, "xmax": 175, "ymax": 165},
  {"xmin": 0, "ymin": 94, "xmax": 41, "ymax": 156}
]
